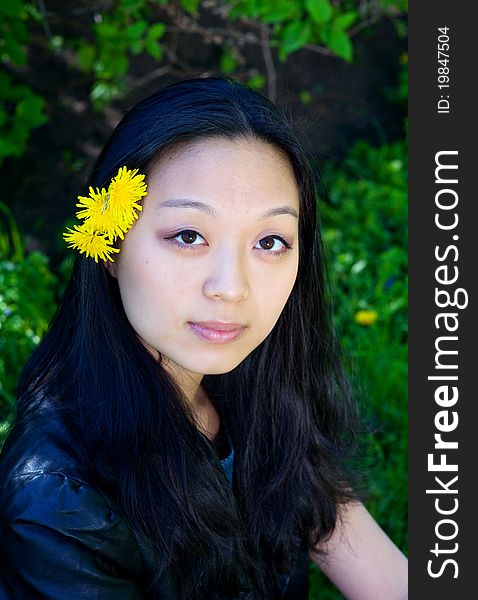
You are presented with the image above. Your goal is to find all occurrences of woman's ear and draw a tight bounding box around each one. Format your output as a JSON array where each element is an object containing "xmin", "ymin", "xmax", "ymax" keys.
[{"xmin": 103, "ymin": 259, "xmax": 118, "ymax": 278}]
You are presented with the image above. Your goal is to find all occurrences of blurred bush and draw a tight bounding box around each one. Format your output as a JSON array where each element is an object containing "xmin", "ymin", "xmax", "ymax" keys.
[
  {"xmin": 0, "ymin": 1, "xmax": 48, "ymax": 165},
  {"xmin": 51, "ymin": 0, "xmax": 407, "ymax": 108},
  {"xmin": 309, "ymin": 137, "xmax": 407, "ymax": 598},
  {"xmin": 322, "ymin": 138, "xmax": 407, "ymax": 343},
  {"xmin": 0, "ymin": 202, "xmax": 58, "ymax": 445},
  {"xmin": 1, "ymin": 0, "xmax": 407, "ymax": 161}
]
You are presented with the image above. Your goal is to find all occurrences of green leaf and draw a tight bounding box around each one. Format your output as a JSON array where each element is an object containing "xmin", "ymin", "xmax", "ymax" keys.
[
  {"xmin": 144, "ymin": 38, "xmax": 163, "ymax": 60},
  {"xmin": 47, "ymin": 35, "xmax": 64, "ymax": 53},
  {"xmin": 299, "ymin": 90, "xmax": 312, "ymax": 105},
  {"xmin": 1, "ymin": 31, "xmax": 27, "ymax": 65},
  {"xmin": 96, "ymin": 52, "xmax": 129, "ymax": 78},
  {"xmin": 246, "ymin": 74, "xmax": 265, "ymax": 90},
  {"xmin": 111, "ymin": 55, "xmax": 129, "ymax": 76},
  {"xmin": 229, "ymin": 0, "xmax": 260, "ymax": 20},
  {"xmin": 24, "ymin": 3, "xmax": 43, "ymax": 21},
  {"xmin": 77, "ymin": 45, "xmax": 96, "ymax": 72},
  {"xmin": 304, "ymin": 0, "xmax": 332, "ymax": 25},
  {"xmin": 0, "ymin": 72, "xmax": 13, "ymax": 97},
  {"xmin": 126, "ymin": 20, "xmax": 148, "ymax": 40},
  {"xmin": 129, "ymin": 39, "xmax": 144, "ymax": 55},
  {"xmin": 258, "ymin": 1, "xmax": 295, "ymax": 23},
  {"xmin": 328, "ymin": 26, "xmax": 353, "ymax": 62},
  {"xmin": 95, "ymin": 22, "xmax": 120, "ymax": 40},
  {"xmin": 14, "ymin": 95, "xmax": 48, "ymax": 128},
  {"xmin": 7, "ymin": 82, "xmax": 30, "ymax": 101},
  {"xmin": 0, "ymin": 0, "xmax": 24, "ymax": 19},
  {"xmin": 394, "ymin": 19, "xmax": 408, "ymax": 38},
  {"xmin": 120, "ymin": 0, "xmax": 147, "ymax": 13},
  {"xmin": 0, "ymin": 202, "xmax": 23, "ymax": 260},
  {"xmin": 93, "ymin": 59, "xmax": 109, "ymax": 78},
  {"xmin": 279, "ymin": 20, "xmax": 311, "ymax": 59},
  {"xmin": 179, "ymin": 0, "xmax": 200, "ymax": 15},
  {"xmin": 147, "ymin": 23, "xmax": 166, "ymax": 41},
  {"xmin": 334, "ymin": 11, "xmax": 358, "ymax": 31},
  {"xmin": 9, "ymin": 18, "xmax": 28, "ymax": 43},
  {"xmin": 379, "ymin": 0, "xmax": 408, "ymax": 9},
  {"xmin": 219, "ymin": 49, "xmax": 237, "ymax": 74},
  {"xmin": 90, "ymin": 81, "xmax": 121, "ymax": 109},
  {"xmin": 0, "ymin": 138, "xmax": 20, "ymax": 161}
]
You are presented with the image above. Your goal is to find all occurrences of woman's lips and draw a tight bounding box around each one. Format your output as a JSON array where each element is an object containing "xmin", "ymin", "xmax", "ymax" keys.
[{"xmin": 188, "ymin": 321, "xmax": 247, "ymax": 344}]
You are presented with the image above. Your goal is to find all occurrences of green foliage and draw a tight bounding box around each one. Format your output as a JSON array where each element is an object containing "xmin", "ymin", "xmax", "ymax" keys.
[
  {"xmin": 219, "ymin": 47, "xmax": 239, "ymax": 74},
  {"xmin": 309, "ymin": 137, "xmax": 408, "ymax": 598},
  {"xmin": 305, "ymin": 0, "xmax": 333, "ymax": 25},
  {"xmin": 71, "ymin": 2, "xmax": 167, "ymax": 109},
  {"xmin": 379, "ymin": 0, "xmax": 408, "ymax": 11},
  {"xmin": 246, "ymin": 74, "xmax": 266, "ymax": 90},
  {"xmin": 0, "ymin": 202, "xmax": 58, "ymax": 447},
  {"xmin": 231, "ymin": 0, "xmax": 360, "ymax": 62},
  {"xmin": 0, "ymin": 0, "xmax": 29, "ymax": 64},
  {"xmin": 178, "ymin": 0, "xmax": 200, "ymax": 15},
  {"xmin": 299, "ymin": 89, "xmax": 312, "ymax": 105},
  {"xmin": 277, "ymin": 19, "xmax": 312, "ymax": 60},
  {"xmin": 0, "ymin": 1, "xmax": 49, "ymax": 165},
  {"xmin": 1, "ymin": 1, "xmax": 407, "ymax": 126},
  {"xmin": 321, "ymin": 139, "xmax": 407, "ymax": 338},
  {"xmin": 386, "ymin": 53, "xmax": 408, "ymax": 109},
  {"xmin": 0, "ymin": 200, "xmax": 23, "ymax": 260},
  {"xmin": 66, "ymin": 0, "xmax": 407, "ymax": 107}
]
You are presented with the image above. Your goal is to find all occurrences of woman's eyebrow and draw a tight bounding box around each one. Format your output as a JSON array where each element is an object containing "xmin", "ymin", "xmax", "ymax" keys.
[{"xmin": 156, "ymin": 198, "xmax": 298, "ymax": 219}]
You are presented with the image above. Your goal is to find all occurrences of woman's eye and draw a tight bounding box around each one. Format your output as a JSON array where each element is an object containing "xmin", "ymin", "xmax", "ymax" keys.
[
  {"xmin": 255, "ymin": 236, "xmax": 292, "ymax": 256},
  {"xmin": 165, "ymin": 231, "xmax": 292, "ymax": 256},
  {"xmin": 166, "ymin": 230, "xmax": 206, "ymax": 248}
]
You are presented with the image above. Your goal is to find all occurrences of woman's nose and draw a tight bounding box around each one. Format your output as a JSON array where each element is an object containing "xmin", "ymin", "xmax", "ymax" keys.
[{"xmin": 202, "ymin": 246, "xmax": 250, "ymax": 302}]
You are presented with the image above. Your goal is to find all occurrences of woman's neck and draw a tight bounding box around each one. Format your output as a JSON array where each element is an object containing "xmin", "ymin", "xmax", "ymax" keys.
[
  {"xmin": 193, "ymin": 385, "xmax": 221, "ymax": 442},
  {"xmin": 161, "ymin": 358, "xmax": 221, "ymax": 442}
]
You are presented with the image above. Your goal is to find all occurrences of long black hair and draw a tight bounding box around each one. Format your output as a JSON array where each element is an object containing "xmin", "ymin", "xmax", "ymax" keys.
[{"xmin": 11, "ymin": 76, "xmax": 362, "ymax": 599}]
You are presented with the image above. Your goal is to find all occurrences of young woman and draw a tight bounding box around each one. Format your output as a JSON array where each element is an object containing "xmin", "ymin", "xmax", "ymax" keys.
[{"xmin": 0, "ymin": 76, "xmax": 407, "ymax": 599}]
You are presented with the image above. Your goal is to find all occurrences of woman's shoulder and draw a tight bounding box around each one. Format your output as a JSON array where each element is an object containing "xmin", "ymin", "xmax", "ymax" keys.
[
  {"xmin": 1, "ymin": 468, "xmax": 139, "ymax": 555},
  {"xmin": 0, "ymin": 403, "xmax": 138, "ymax": 554},
  {"xmin": 0, "ymin": 396, "xmax": 88, "ymax": 484},
  {"xmin": 0, "ymin": 402, "xmax": 144, "ymax": 598},
  {"xmin": 0, "ymin": 468, "xmax": 144, "ymax": 598}
]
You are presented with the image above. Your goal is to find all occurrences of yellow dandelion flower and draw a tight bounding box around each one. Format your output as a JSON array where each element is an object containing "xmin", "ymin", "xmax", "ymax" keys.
[
  {"xmin": 75, "ymin": 187, "xmax": 123, "ymax": 241},
  {"xmin": 63, "ymin": 223, "xmax": 121, "ymax": 263},
  {"xmin": 75, "ymin": 167, "xmax": 148, "ymax": 241},
  {"xmin": 354, "ymin": 310, "xmax": 378, "ymax": 326}
]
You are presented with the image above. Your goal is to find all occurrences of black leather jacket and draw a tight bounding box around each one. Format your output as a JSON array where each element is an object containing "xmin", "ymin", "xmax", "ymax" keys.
[{"xmin": 0, "ymin": 401, "xmax": 310, "ymax": 599}]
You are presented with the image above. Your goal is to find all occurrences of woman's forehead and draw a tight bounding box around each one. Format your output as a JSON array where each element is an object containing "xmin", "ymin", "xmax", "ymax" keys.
[
  {"xmin": 148, "ymin": 136, "xmax": 295, "ymax": 178},
  {"xmin": 145, "ymin": 137, "xmax": 299, "ymax": 208}
]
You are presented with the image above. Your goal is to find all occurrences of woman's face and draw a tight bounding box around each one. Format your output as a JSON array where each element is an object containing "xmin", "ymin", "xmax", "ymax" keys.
[{"xmin": 106, "ymin": 137, "xmax": 300, "ymax": 384}]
